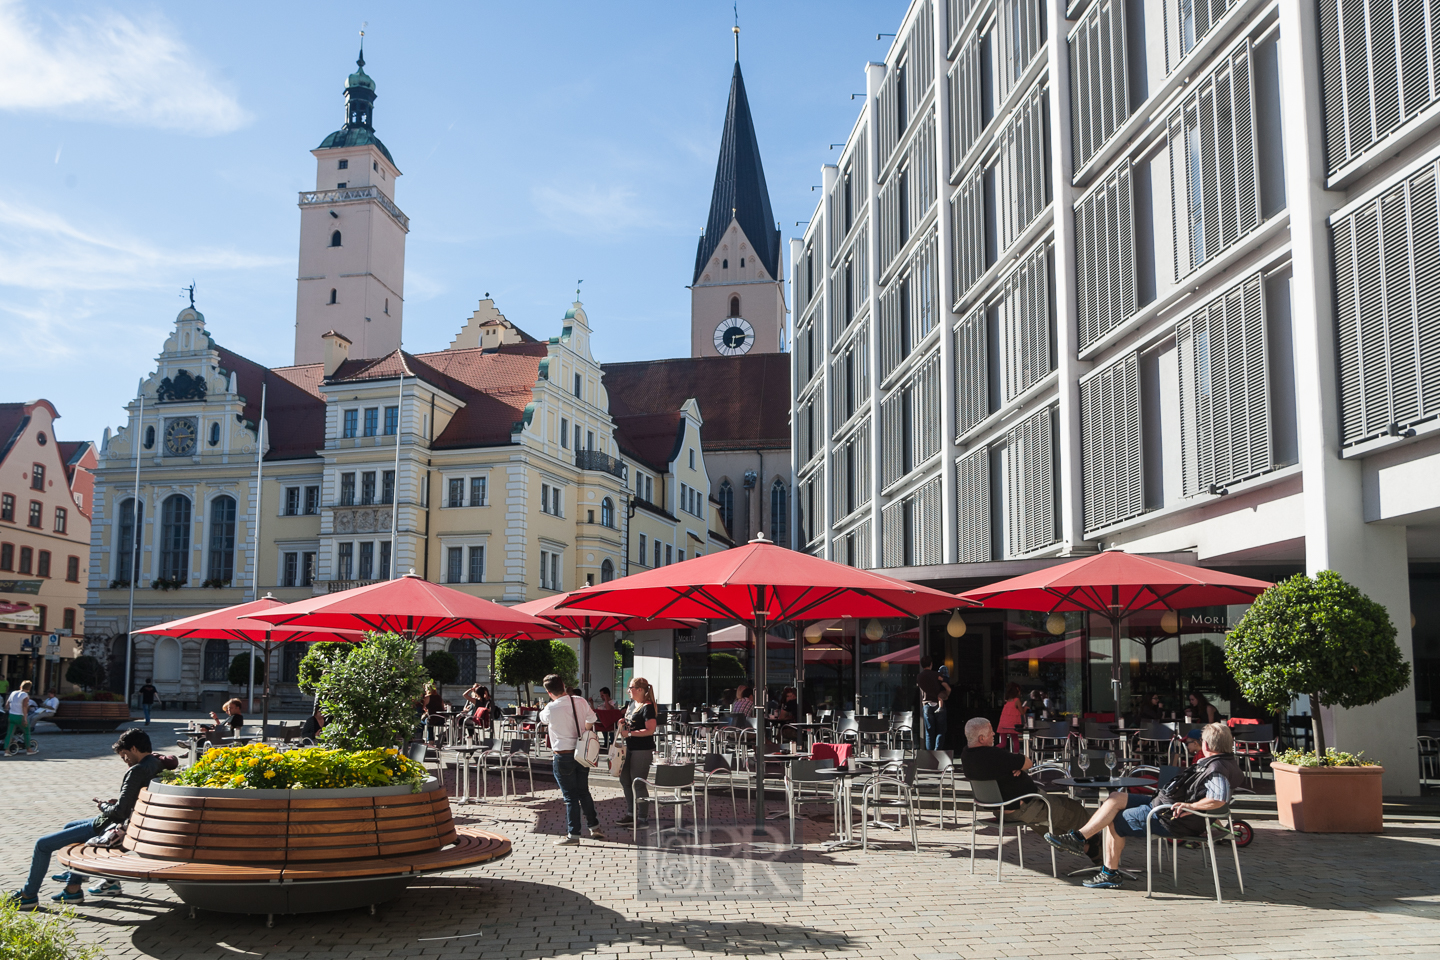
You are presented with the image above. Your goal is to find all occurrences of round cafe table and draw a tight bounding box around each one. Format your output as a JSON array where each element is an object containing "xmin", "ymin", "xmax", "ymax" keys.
[{"xmin": 1050, "ymin": 776, "xmax": 1156, "ymax": 880}]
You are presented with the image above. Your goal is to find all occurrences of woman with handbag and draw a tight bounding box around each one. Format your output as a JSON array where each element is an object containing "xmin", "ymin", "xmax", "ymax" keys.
[{"xmin": 614, "ymin": 677, "xmax": 657, "ymax": 828}]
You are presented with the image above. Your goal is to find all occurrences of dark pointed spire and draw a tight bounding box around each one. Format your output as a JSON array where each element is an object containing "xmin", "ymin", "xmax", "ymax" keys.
[{"xmin": 693, "ymin": 61, "xmax": 780, "ymax": 284}]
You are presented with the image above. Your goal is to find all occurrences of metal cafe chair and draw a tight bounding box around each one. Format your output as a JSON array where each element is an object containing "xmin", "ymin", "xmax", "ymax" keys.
[
  {"xmin": 784, "ymin": 758, "xmax": 839, "ymax": 846},
  {"xmin": 633, "ymin": 763, "xmax": 700, "ymax": 843},
  {"xmin": 1231, "ymin": 724, "xmax": 1276, "ymax": 788},
  {"xmin": 701, "ymin": 752, "xmax": 750, "ymax": 824},
  {"xmin": 498, "ymin": 738, "xmax": 535, "ymax": 798},
  {"xmin": 966, "ymin": 778, "xmax": 1058, "ymax": 881},
  {"xmin": 915, "ymin": 750, "xmax": 959, "ymax": 827},
  {"xmin": 1029, "ymin": 721, "xmax": 1072, "ymax": 765},
  {"xmin": 860, "ymin": 759, "xmax": 920, "ymax": 853},
  {"xmin": 1145, "ymin": 802, "xmax": 1245, "ymax": 902}
]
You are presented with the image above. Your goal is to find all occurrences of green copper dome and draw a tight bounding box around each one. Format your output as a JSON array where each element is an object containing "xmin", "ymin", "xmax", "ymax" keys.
[{"xmin": 317, "ymin": 46, "xmax": 394, "ymax": 164}]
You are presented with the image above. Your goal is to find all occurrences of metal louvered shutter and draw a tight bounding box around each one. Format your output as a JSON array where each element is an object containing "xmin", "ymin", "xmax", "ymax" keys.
[
  {"xmin": 854, "ymin": 519, "xmax": 873, "ymax": 570},
  {"xmin": 911, "ymin": 233, "xmax": 940, "ymax": 344},
  {"xmin": 1080, "ymin": 353, "xmax": 1143, "ymax": 532},
  {"xmin": 1000, "ymin": 241, "xmax": 1055, "ymax": 401},
  {"xmin": 949, "ymin": 35, "xmax": 982, "ymax": 175},
  {"xmin": 1163, "ymin": 0, "xmax": 1240, "ymax": 75},
  {"xmin": 857, "ymin": 420, "xmax": 873, "ymax": 508},
  {"xmin": 879, "ymin": 283, "xmax": 903, "ymax": 379},
  {"xmin": 955, "ymin": 449, "xmax": 991, "ymax": 561},
  {"xmin": 1004, "ymin": 406, "xmax": 1058, "ymax": 555},
  {"xmin": 880, "ymin": 392, "xmax": 905, "ymax": 488},
  {"xmin": 1069, "ymin": 0, "xmax": 1130, "ymax": 172},
  {"xmin": 1319, "ymin": 0, "xmax": 1440, "ymax": 175},
  {"xmin": 992, "ymin": 82, "xmax": 1051, "ymax": 259},
  {"xmin": 997, "ymin": 0, "xmax": 1045, "ymax": 103},
  {"xmin": 1169, "ymin": 39, "xmax": 1261, "ymax": 278},
  {"xmin": 946, "ymin": 0, "xmax": 978, "ymax": 54},
  {"xmin": 953, "ymin": 306, "xmax": 989, "ymax": 434},
  {"xmin": 1176, "ymin": 272, "xmax": 1273, "ymax": 492},
  {"xmin": 1331, "ymin": 159, "xmax": 1440, "ymax": 445},
  {"xmin": 1074, "ymin": 164, "xmax": 1137, "ymax": 349},
  {"xmin": 914, "ymin": 475, "xmax": 944, "ymax": 565},
  {"xmin": 951, "ymin": 167, "xmax": 986, "ymax": 303},
  {"xmin": 881, "ymin": 498, "xmax": 905, "ymax": 567},
  {"xmin": 913, "ymin": 352, "xmax": 943, "ymax": 466}
]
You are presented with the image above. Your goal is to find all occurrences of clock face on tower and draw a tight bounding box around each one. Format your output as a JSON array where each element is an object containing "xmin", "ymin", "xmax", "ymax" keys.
[
  {"xmin": 163, "ymin": 417, "xmax": 198, "ymax": 457},
  {"xmin": 714, "ymin": 317, "xmax": 755, "ymax": 356}
]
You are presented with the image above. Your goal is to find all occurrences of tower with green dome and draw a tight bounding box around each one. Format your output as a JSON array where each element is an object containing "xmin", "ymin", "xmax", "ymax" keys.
[{"xmin": 293, "ymin": 42, "xmax": 408, "ymax": 366}]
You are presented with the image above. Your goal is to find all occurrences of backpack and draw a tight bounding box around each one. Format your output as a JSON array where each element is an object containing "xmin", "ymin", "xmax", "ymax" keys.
[{"xmin": 1154, "ymin": 754, "xmax": 1242, "ymax": 837}]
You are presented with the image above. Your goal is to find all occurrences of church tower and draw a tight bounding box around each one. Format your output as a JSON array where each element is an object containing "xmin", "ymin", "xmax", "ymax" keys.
[
  {"xmin": 690, "ymin": 31, "xmax": 785, "ymax": 359},
  {"xmin": 293, "ymin": 44, "xmax": 408, "ymax": 365}
]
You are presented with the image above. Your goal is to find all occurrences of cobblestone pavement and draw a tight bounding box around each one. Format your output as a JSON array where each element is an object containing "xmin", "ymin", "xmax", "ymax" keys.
[{"xmin": 6, "ymin": 724, "xmax": 1440, "ymax": 960}]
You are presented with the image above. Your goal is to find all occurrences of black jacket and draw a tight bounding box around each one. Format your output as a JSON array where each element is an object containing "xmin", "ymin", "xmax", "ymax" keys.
[{"xmin": 92, "ymin": 754, "xmax": 163, "ymax": 832}]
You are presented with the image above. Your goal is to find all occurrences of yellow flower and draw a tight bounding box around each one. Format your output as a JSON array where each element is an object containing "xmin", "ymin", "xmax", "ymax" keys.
[{"xmin": 264, "ymin": 770, "xmax": 276, "ymax": 779}]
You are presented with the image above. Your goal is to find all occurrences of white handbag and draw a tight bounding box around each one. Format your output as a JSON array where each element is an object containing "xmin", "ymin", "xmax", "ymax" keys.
[{"xmin": 569, "ymin": 696, "xmax": 601, "ymax": 768}]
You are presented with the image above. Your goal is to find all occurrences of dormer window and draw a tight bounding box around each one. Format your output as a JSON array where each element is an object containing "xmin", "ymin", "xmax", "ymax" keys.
[
  {"xmin": 338, "ymin": 159, "xmax": 349, "ymax": 169},
  {"xmin": 330, "ymin": 231, "xmax": 342, "ymax": 247}
]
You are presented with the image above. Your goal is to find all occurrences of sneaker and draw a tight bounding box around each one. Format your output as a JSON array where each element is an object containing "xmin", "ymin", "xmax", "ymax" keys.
[
  {"xmin": 615, "ymin": 814, "xmax": 634, "ymax": 826},
  {"xmin": 554, "ymin": 835, "xmax": 580, "ymax": 846},
  {"xmin": 1083, "ymin": 868, "xmax": 1123, "ymax": 889},
  {"xmin": 87, "ymin": 880, "xmax": 122, "ymax": 897},
  {"xmin": 1044, "ymin": 829, "xmax": 1089, "ymax": 857},
  {"xmin": 51, "ymin": 872, "xmax": 71, "ymax": 882},
  {"xmin": 49, "ymin": 888, "xmax": 84, "ymax": 904},
  {"xmin": 587, "ymin": 826, "xmax": 605, "ymax": 840},
  {"xmin": 6, "ymin": 891, "xmax": 39, "ymax": 910}
]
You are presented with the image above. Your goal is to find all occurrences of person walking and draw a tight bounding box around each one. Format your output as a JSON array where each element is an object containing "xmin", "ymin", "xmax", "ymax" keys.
[
  {"xmin": 5, "ymin": 680, "xmax": 36, "ymax": 756},
  {"xmin": 614, "ymin": 677, "xmax": 657, "ymax": 828},
  {"xmin": 137, "ymin": 679, "xmax": 158, "ymax": 726},
  {"xmin": 996, "ymin": 683, "xmax": 1026, "ymax": 753},
  {"xmin": 5, "ymin": 728, "xmax": 162, "ymax": 908},
  {"xmin": 539, "ymin": 673, "xmax": 603, "ymax": 845},
  {"xmin": 916, "ymin": 658, "xmax": 951, "ymax": 750}
]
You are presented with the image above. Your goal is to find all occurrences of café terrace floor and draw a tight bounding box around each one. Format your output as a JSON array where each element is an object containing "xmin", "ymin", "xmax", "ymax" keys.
[{"xmin": 6, "ymin": 718, "xmax": 1440, "ymax": 960}]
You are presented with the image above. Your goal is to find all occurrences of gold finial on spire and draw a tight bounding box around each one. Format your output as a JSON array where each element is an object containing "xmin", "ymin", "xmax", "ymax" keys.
[{"xmin": 733, "ymin": 2, "xmax": 740, "ymax": 61}]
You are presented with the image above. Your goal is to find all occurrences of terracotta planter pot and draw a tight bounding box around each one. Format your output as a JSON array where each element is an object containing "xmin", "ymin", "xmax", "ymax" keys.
[{"xmin": 1272, "ymin": 761, "xmax": 1384, "ymax": 833}]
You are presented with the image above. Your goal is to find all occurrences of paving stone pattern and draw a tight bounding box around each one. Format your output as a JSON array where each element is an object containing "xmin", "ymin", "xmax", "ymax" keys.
[{"xmin": 5, "ymin": 724, "xmax": 1440, "ymax": 959}]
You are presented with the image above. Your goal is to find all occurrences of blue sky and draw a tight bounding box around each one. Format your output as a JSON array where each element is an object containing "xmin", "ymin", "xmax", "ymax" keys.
[{"xmin": 0, "ymin": 0, "xmax": 906, "ymax": 445}]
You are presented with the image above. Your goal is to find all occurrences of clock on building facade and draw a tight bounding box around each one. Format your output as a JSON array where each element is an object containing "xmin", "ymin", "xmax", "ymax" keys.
[
  {"xmin": 713, "ymin": 317, "xmax": 754, "ymax": 356},
  {"xmin": 163, "ymin": 417, "xmax": 198, "ymax": 457}
]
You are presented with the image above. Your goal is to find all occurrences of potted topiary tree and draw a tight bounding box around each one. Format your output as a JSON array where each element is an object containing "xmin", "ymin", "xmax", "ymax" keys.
[
  {"xmin": 1226, "ymin": 571, "xmax": 1411, "ymax": 832},
  {"xmin": 422, "ymin": 649, "xmax": 460, "ymax": 690},
  {"xmin": 492, "ymin": 636, "xmax": 553, "ymax": 706}
]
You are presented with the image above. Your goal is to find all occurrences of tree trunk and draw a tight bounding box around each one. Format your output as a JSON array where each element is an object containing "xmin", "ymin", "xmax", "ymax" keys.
[{"xmin": 1309, "ymin": 692, "xmax": 1326, "ymax": 759}]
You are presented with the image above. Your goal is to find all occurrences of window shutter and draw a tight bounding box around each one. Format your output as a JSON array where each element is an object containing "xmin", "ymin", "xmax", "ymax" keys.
[
  {"xmin": 881, "ymin": 498, "xmax": 905, "ymax": 567},
  {"xmin": 915, "ymin": 475, "xmax": 943, "ymax": 565},
  {"xmin": 1000, "ymin": 240, "xmax": 1055, "ymax": 401},
  {"xmin": 1080, "ymin": 353, "xmax": 1143, "ymax": 532},
  {"xmin": 1069, "ymin": 0, "xmax": 1130, "ymax": 172},
  {"xmin": 955, "ymin": 449, "xmax": 990, "ymax": 561},
  {"xmin": 1074, "ymin": 163, "xmax": 1137, "ymax": 349},
  {"xmin": 949, "ymin": 34, "xmax": 982, "ymax": 176},
  {"xmin": 953, "ymin": 305, "xmax": 988, "ymax": 434},
  {"xmin": 880, "ymin": 392, "xmax": 904, "ymax": 488},
  {"xmin": 951, "ymin": 166, "xmax": 986, "ymax": 303},
  {"xmin": 992, "ymin": 82, "xmax": 1051, "ymax": 258},
  {"xmin": 1003, "ymin": 406, "xmax": 1058, "ymax": 555},
  {"xmin": 997, "ymin": 0, "xmax": 1045, "ymax": 103}
]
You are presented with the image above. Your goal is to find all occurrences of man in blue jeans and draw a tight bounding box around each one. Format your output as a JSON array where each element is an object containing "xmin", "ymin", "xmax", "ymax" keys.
[
  {"xmin": 538, "ymin": 673, "xmax": 603, "ymax": 845},
  {"xmin": 6, "ymin": 727, "xmax": 161, "ymax": 909},
  {"xmin": 916, "ymin": 657, "xmax": 951, "ymax": 749}
]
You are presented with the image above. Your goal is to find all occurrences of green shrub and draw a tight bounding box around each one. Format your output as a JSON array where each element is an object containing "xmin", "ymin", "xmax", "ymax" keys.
[
  {"xmin": 550, "ymin": 640, "xmax": 579, "ymax": 690},
  {"xmin": 0, "ymin": 899, "xmax": 101, "ymax": 960},
  {"xmin": 64, "ymin": 656, "xmax": 105, "ymax": 692},
  {"xmin": 298, "ymin": 641, "xmax": 354, "ymax": 695},
  {"xmin": 1273, "ymin": 748, "xmax": 1379, "ymax": 767},
  {"xmin": 315, "ymin": 631, "xmax": 429, "ymax": 751},
  {"xmin": 493, "ymin": 637, "xmax": 553, "ymax": 702},
  {"xmin": 423, "ymin": 649, "xmax": 460, "ymax": 686},
  {"xmin": 708, "ymin": 652, "xmax": 746, "ymax": 678},
  {"xmin": 166, "ymin": 742, "xmax": 427, "ymax": 790},
  {"xmin": 228, "ymin": 652, "xmax": 265, "ymax": 686}
]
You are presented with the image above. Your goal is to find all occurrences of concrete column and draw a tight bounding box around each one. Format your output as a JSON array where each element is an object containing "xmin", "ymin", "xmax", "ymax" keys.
[
  {"xmin": 865, "ymin": 61, "xmax": 886, "ymax": 566},
  {"xmin": 1277, "ymin": 0, "xmax": 1417, "ymax": 793},
  {"xmin": 1047, "ymin": 0, "xmax": 1088, "ymax": 554},
  {"xmin": 932, "ymin": 0, "xmax": 959, "ymax": 564}
]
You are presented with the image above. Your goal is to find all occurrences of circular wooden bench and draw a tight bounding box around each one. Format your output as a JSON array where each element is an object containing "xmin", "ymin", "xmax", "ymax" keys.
[
  {"xmin": 60, "ymin": 780, "xmax": 510, "ymax": 920},
  {"xmin": 51, "ymin": 700, "xmax": 137, "ymax": 731}
]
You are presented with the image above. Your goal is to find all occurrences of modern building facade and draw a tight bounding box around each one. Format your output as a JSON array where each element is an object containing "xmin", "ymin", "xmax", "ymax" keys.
[
  {"xmin": 0, "ymin": 400, "xmax": 93, "ymax": 693},
  {"xmin": 792, "ymin": 0, "xmax": 1438, "ymax": 792}
]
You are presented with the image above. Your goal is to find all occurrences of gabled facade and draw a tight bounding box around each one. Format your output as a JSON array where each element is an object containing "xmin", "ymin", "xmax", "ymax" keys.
[{"xmin": 0, "ymin": 400, "xmax": 93, "ymax": 693}]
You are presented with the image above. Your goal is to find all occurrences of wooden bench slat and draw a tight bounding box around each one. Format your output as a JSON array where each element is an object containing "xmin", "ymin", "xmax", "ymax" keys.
[
  {"xmin": 286, "ymin": 809, "xmax": 379, "ymax": 824},
  {"xmin": 130, "ymin": 840, "xmax": 203, "ymax": 860},
  {"xmin": 128, "ymin": 828, "xmax": 198, "ymax": 848},
  {"xmin": 200, "ymin": 797, "xmax": 292, "ymax": 810},
  {"xmin": 285, "ymin": 797, "xmax": 377, "ymax": 810},
  {"xmin": 283, "ymin": 845, "xmax": 381, "ymax": 861}
]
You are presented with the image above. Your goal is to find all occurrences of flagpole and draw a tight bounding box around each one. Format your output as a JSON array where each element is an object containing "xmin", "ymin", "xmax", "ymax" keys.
[
  {"xmin": 123, "ymin": 382, "xmax": 145, "ymax": 711},
  {"xmin": 248, "ymin": 381, "xmax": 267, "ymax": 714},
  {"xmin": 389, "ymin": 358, "xmax": 403, "ymax": 578}
]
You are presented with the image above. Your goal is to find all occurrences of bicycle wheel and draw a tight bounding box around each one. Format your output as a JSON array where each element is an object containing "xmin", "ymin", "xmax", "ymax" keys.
[{"xmin": 1232, "ymin": 819, "xmax": 1254, "ymax": 847}]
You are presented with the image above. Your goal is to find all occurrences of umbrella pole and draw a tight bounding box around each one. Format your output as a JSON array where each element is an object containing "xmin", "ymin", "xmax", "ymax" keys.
[
  {"xmin": 794, "ymin": 623, "xmax": 804, "ymax": 722},
  {"xmin": 262, "ymin": 633, "xmax": 272, "ymax": 735},
  {"xmin": 752, "ymin": 606, "xmax": 769, "ymax": 837},
  {"xmin": 1110, "ymin": 615, "xmax": 1123, "ymax": 716},
  {"xmin": 581, "ymin": 630, "xmax": 593, "ymax": 698}
]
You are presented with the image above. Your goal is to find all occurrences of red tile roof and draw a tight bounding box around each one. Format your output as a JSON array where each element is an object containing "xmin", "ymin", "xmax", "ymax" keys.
[
  {"xmin": 612, "ymin": 412, "xmax": 684, "ymax": 473},
  {"xmin": 215, "ymin": 347, "xmax": 327, "ymax": 462},
  {"xmin": 601, "ymin": 354, "xmax": 790, "ymax": 452}
]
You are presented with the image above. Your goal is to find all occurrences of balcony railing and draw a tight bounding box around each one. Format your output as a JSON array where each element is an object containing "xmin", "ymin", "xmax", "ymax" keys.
[
  {"xmin": 320, "ymin": 579, "xmax": 382, "ymax": 594},
  {"xmin": 575, "ymin": 449, "xmax": 626, "ymax": 479},
  {"xmin": 298, "ymin": 185, "xmax": 409, "ymax": 230}
]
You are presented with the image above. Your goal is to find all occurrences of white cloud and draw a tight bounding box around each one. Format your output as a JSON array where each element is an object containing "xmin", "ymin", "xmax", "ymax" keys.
[
  {"xmin": 0, "ymin": 199, "xmax": 284, "ymax": 295},
  {"xmin": 0, "ymin": 0, "xmax": 249, "ymax": 134},
  {"xmin": 531, "ymin": 182, "xmax": 661, "ymax": 236}
]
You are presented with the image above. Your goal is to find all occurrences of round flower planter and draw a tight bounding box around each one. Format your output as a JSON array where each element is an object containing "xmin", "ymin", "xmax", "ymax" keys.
[
  {"xmin": 50, "ymin": 700, "xmax": 135, "ymax": 731},
  {"xmin": 1272, "ymin": 762, "xmax": 1385, "ymax": 833},
  {"xmin": 60, "ymin": 776, "xmax": 511, "ymax": 919}
]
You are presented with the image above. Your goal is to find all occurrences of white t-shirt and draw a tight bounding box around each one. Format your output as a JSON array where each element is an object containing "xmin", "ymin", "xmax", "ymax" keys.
[
  {"xmin": 539, "ymin": 695, "xmax": 596, "ymax": 752},
  {"xmin": 6, "ymin": 691, "xmax": 28, "ymax": 715}
]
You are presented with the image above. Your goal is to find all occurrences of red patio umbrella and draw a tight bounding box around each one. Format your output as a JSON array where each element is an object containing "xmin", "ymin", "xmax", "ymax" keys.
[
  {"xmin": 137, "ymin": 596, "xmax": 364, "ymax": 730},
  {"xmin": 866, "ymin": 644, "xmax": 921, "ymax": 665},
  {"xmin": 512, "ymin": 594, "xmax": 698, "ymax": 697},
  {"xmin": 251, "ymin": 574, "xmax": 560, "ymax": 642},
  {"xmin": 1004, "ymin": 635, "xmax": 1110, "ymax": 663},
  {"xmin": 958, "ymin": 549, "xmax": 1270, "ymax": 706},
  {"xmin": 560, "ymin": 533, "xmax": 972, "ymax": 833}
]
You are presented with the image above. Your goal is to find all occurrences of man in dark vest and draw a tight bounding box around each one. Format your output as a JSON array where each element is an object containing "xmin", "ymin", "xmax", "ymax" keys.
[{"xmin": 1044, "ymin": 722, "xmax": 1243, "ymax": 889}]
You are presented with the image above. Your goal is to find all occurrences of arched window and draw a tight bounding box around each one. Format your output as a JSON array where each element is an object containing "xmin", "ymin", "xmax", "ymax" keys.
[
  {"xmin": 717, "ymin": 480, "xmax": 734, "ymax": 535},
  {"xmin": 207, "ymin": 496, "xmax": 236, "ymax": 584},
  {"xmin": 740, "ymin": 257, "xmax": 745, "ymax": 268},
  {"xmin": 600, "ymin": 497, "xmax": 614, "ymax": 528},
  {"xmin": 202, "ymin": 638, "xmax": 229, "ymax": 682},
  {"xmin": 158, "ymin": 494, "xmax": 191, "ymax": 582},
  {"xmin": 770, "ymin": 480, "xmax": 789, "ymax": 548},
  {"xmin": 153, "ymin": 637, "xmax": 181, "ymax": 683},
  {"xmin": 729, "ymin": 296, "xmax": 740, "ymax": 317},
  {"xmin": 450, "ymin": 638, "xmax": 477, "ymax": 684},
  {"xmin": 115, "ymin": 499, "xmax": 143, "ymax": 582},
  {"xmin": 722, "ymin": 258, "xmax": 729, "ymax": 269},
  {"xmin": 143, "ymin": 425, "xmax": 155, "ymax": 449},
  {"xmin": 330, "ymin": 230, "xmax": 342, "ymax": 247},
  {"xmin": 208, "ymin": 422, "xmax": 220, "ymax": 446},
  {"xmin": 601, "ymin": 558, "xmax": 615, "ymax": 582},
  {"xmin": 328, "ymin": 288, "xmax": 337, "ymax": 305}
]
